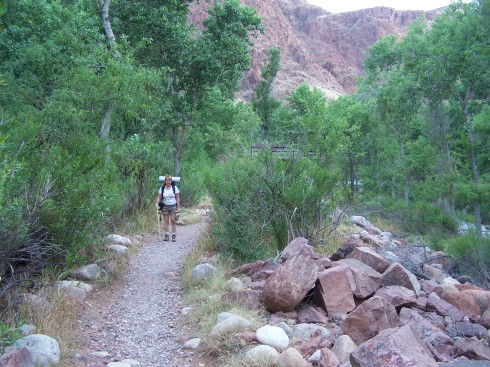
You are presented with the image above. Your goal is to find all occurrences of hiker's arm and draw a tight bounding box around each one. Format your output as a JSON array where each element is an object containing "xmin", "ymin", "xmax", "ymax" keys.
[
  {"xmin": 175, "ymin": 192, "xmax": 180, "ymax": 211},
  {"xmin": 155, "ymin": 193, "xmax": 161, "ymax": 208}
]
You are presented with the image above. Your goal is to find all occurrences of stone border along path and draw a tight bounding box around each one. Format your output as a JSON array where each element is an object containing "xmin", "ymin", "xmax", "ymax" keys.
[{"xmin": 67, "ymin": 221, "xmax": 211, "ymax": 367}]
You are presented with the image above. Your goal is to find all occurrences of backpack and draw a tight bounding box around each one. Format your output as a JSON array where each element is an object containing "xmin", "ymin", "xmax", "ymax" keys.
[{"xmin": 158, "ymin": 178, "xmax": 179, "ymax": 209}]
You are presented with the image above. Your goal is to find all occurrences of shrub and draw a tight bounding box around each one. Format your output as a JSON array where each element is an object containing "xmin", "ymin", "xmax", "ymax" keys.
[
  {"xmin": 445, "ymin": 233, "xmax": 490, "ymax": 288},
  {"xmin": 205, "ymin": 152, "xmax": 346, "ymax": 262}
]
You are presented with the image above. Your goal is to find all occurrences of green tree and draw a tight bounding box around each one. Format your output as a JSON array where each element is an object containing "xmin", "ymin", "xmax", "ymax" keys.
[
  {"xmin": 419, "ymin": 1, "xmax": 490, "ymax": 237},
  {"xmin": 252, "ymin": 47, "xmax": 281, "ymax": 136},
  {"xmin": 114, "ymin": 0, "xmax": 262, "ymax": 176}
]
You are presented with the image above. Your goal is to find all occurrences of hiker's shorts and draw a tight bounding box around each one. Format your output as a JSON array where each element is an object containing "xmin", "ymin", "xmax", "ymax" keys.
[{"xmin": 160, "ymin": 204, "xmax": 177, "ymax": 221}]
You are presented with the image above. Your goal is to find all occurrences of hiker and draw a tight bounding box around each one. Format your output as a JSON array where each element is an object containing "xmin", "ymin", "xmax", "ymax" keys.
[{"xmin": 156, "ymin": 175, "xmax": 181, "ymax": 242}]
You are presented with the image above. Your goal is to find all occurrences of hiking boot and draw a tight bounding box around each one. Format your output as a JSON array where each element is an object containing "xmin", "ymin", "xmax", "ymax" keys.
[
  {"xmin": 164, "ymin": 233, "xmax": 169, "ymax": 241},
  {"xmin": 171, "ymin": 233, "xmax": 176, "ymax": 242}
]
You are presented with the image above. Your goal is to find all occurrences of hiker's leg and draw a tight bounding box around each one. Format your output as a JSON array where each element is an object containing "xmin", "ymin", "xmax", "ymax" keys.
[
  {"xmin": 163, "ymin": 213, "xmax": 170, "ymax": 233},
  {"xmin": 170, "ymin": 213, "xmax": 177, "ymax": 233}
]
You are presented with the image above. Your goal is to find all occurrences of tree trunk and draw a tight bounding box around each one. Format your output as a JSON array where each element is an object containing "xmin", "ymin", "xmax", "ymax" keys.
[
  {"xmin": 100, "ymin": 100, "xmax": 112, "ymax": 163},
  {"xmin": 99, "ymin": 0, "xmax": 118, "ymax": 57},
  {"xmin": 172, "ymin": 125, "xmax": 187, "ymax": 177},
  {"xmin": 98, "ymin": 0, "xmax": 118, "ymax": 162},
  {"xmin": 459, "ymin": 88, "xmax": 482, "ymax": 238},
  {"xmin": 349, "ymin": 155, "xmax": 355, "ymax": 195},
  {"xmin": 404, "ymin": 176, "xmax": 409, "ymax": 209}
]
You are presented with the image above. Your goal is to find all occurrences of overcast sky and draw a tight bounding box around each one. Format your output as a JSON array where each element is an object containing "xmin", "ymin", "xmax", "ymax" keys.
[{"xmin": 306, "ymin": 0, "xmax": 452, "ymax": 13}]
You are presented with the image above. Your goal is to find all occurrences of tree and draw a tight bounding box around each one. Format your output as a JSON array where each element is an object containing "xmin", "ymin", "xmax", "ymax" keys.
[
  {"xmin": 114, "ymin": 0, "xmax": 262, "ymax": 176},
  {"xmin": 252, "ymin": 47, "xmax": 281, "ymax": 136},
  {"xmin": 419, "ymin": 1, "xmax": 490, "ymax": 237}
]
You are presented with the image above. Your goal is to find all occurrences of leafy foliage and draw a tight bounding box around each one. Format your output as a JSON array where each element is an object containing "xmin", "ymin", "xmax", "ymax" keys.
[{"xmin": 205, "ymin": 152, "xmax": 345, "ymax": 262}]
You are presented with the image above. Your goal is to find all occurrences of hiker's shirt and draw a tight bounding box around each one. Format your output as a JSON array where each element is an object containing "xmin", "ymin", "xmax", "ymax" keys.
[{"xmin": 159, "ymin": 186, "xmax": 180, "ymax": 206}]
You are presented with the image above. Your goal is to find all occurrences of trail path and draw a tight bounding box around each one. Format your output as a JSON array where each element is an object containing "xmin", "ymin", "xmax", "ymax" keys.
[{"xmin": 66, "ymin": 221, "xmax": 212, "ymax": 367}]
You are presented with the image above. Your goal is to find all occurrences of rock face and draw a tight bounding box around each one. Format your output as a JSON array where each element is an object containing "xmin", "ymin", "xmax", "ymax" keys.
[{"xmin": 189, "ymin": 0, "xmax": 443, "ymax": 100}]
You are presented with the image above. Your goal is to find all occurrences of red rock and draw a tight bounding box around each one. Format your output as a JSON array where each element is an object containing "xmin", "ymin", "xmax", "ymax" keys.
[
  {"xmin": 222, "ymin": 290, "xmax": 262, "ymax": 310},
  {"xmin": 263, "ymin": 254, "xmax": 318, "ymax": 312},
  {"xmin": 281, "ymin": 236, "xmax": 320, "ymax": 261},
  {"xmin": 350, "ymin": 325, "xmax": 438, "ymax": 367},
  {"xmin": 341, "ymin": 296, "xmax": 401, "ymax": 345},
  {"xmin": 314, "ymin": 266, "xmax": 356, "ymax": 315},
  {"xmin": 381, "ymin": 262, "xmax": 421, "ymax": 296},
  {"xmin": 374, "ymin": 285, "xmax": 416, "ymax": 308},
  {"xmin": 339, "ymin": 258, "xmax": 382, "ymax": 298},
  {"xmin": 345, "ymin": 246, "xmax": 390, "ymax": 273}
]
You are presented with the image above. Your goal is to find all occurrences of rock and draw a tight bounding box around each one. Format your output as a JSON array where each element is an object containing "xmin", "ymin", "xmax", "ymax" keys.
[
  {"xmin": 190, "ymin": 263, "xmax": 217, "ymax": 281},
  {"xmin": 341, "ymin": 296, "xmax": 401, "ymax": 345},
  {"xmin": 454, "ymin": 338, "xmax": 490, "ymax": 361},
  {"xmin": 183, "ymin": 338, "xmax": 201, "ymax": 349},
  {"xmin": 350, "ymin": 325, "xmax": 438, "ymax": 367},
  {"xmin": 351, "ymin": 216, "xmax": 374, "ymax": 230},
  {"xmin": 230, "ymin": 259, "xmax": 281, "ymax": 280},
  {"xmin": 107, "ymin": 234, "xmax": 132, "ymax": 246},
  {"xmin": 54, "ymin": 280, "xmax": 93, "ymax": 300},
  {"xmin": 277, "ymin": 322, "xmax": 294, "ymax": 338},
  {"xmin": 427, "ymin": 292, "xmax": 465, "ymax": 321},
  {"xmin": 439, "ymin": 357, "xmax": 490, "ymax": 366},
  {"xmin": 13, "ymin": 334, "xmax": 60, "ymax": 367},
  {"xmin": 381, "ymin": 262, "xmax": 421, "ymax": 296},
  {"xmin": 441, "ymin": 289, "xmax": 487, "ymax": 317},
  {"xmin": 263, "ymin": 254, "xmax": 318, "ymax": 312},
  {"xmin": 297, "ymin": 305, "xmax": 329, "ymax": 324},
  {"xmin": 422, "ymin": 279, "xmax": 443, "ymax": 295},
  {"xmin": 0, "ymin": 346, "xmax": 32, "ymax": 367},
  {"xmin": 107, "ymin": 363, "xmax": 132, "ymax": 367},
  {"xmin": 308, "ymin": 350, "xmax": 322, "ymax": 363},
  {"xmin": 360, "ymin": 232, "xmax": 388, "ymax": 247},
  {"xmin": 318, "ymin": 347, "xmax": 340, "ymax": 367},
  {"xmin": 451, "ymin": 322, "xmax": 489, "ymax": 340},
  {"xmin": 181, "ymin": 306, "xmax": 193, "ymax": 315},
  {"xmin": 399, "ymin": 307, "xmax": 454, "ymax": 359},
  {"xmin": 107, "ymin": 244, "xmax": 128, "ymax": 256},
  {"xmin": 209, "ymin": 313, "xmax": 252, "ymax": 337},
  {"xmin": 339, "ymin": 258, "xmax": 382, "ymax": 298},
  {"xmin": 73, "ymin": 263, "xmax": 102, "ymax": 281},
  {"xmin": 374, "ymin": 285, "xmax": 416, "ymax": 308},
  {"xmin": 278, "ymin": 347, "xmax": 306, "ymax": 367},
  {"xmin": 223, "ymin": 277, "xmax": 247, "ymax": 291},
  {"xmin": 281, "ymin": 237, "xmax": 319, "ymax": 261},
  {"xmin": 293, "ymin": 324, "xmax": 333, "ymax": 341},
  {"xmin": 256, "ymin": 325, "xmax": 290, "ymax": 351},
  {"xmin": 345, "ymin": 246, "xmax": 390, "ymax": 273},
  {"xmin": 331, "ymin": 335, "xmax": 357, "ymax": 364},
  {"xmin": 314, "ymin": 265, "xmax": 356, "ymax": 315},
  {"xmin": 245, "ymin": 345, "xmax": 279, "ymax": 364},
  {"xmin": 222, "ymin": 289, "xmax": 262, "ymax": 310},
  {"xmin": 330, "ymin": 237, "xmax": 364, "ymax": 261}
]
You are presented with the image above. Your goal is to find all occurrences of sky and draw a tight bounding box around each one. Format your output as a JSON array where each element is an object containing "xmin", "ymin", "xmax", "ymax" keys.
[{"xmin": 306, "ymin": 0, "xmax": 452, "ymax": 13}]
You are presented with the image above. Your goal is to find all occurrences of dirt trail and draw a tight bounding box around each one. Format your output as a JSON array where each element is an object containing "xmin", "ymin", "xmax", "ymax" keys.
[{"xmin": 66, "ymin": 221, "xmax": 213, "ymax": 367}]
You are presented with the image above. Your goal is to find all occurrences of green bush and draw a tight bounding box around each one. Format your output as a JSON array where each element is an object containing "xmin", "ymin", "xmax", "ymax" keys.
[
  {"xmin": 445, "ymin": 233, "xmax": 490, "ymax": 288},
  {"xmin": 404, "ymin": 201, "xmax": 457, "ymax": 234},
  {"xmin": 205, "ymin": 151, "xmax": 345, "ymax": 262}
]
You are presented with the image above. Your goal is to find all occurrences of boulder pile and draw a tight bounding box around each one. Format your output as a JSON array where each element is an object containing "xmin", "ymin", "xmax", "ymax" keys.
[{"xmin": 215, "ymin": 216, "xmax": 490, "ymax": 366}]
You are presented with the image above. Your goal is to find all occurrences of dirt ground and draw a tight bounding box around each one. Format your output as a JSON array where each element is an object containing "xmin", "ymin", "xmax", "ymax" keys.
[{"xmin": 63, "ymin": 220, "xmax": 217, "ymax": 367}]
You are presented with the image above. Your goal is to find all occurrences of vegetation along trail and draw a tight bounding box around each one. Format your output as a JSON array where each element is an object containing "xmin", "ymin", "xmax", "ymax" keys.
[{"xmin": 67, "ymin": 222, "xmax": 210, "ymax": 367}]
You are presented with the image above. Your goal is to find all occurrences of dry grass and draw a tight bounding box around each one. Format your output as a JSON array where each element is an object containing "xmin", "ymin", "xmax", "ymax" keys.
[
  {"xmin": 180, "ymin": 229, "xmax": 269, "ymax": 367},
  {"xmin": 315, "ymin": 219, "xmax": 359, "ymax": 256}
]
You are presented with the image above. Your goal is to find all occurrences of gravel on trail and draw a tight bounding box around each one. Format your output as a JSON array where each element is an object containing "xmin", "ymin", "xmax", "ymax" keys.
[{"xmin": 67, "ymin": 222, "xmax": 211, "ymax": 367}]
